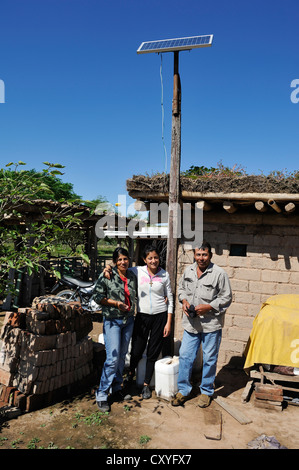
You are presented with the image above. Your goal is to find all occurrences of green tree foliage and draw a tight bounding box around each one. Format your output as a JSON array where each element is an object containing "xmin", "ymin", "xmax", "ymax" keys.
[
  {"xmin": 181, "ymin": 161, "xmax": 246, "ymax": 178},
  {"xmin": 13, "ymin": 169, "xmax": 81, "ymax": 201},
  {"xmin": 0, "ymin": 161, "xmax": 89, "ymax": 299}
]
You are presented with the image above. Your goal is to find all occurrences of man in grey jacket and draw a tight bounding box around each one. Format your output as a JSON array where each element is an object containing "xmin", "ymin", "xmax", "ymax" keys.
[{"xmin": 171, "ymin": 241, "xmax": 232, "ymax": 408}]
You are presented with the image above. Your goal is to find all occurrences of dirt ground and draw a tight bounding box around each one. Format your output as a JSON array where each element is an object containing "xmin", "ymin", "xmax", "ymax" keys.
[{"xmin": 1, "ymin": 318, "xmax": 299, "ymax": 451}]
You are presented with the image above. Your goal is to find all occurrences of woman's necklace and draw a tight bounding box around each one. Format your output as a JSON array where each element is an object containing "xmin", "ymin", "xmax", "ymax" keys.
[{"xmin": 147, "ymin": 266, "xmax": 158, "ymax": 286}]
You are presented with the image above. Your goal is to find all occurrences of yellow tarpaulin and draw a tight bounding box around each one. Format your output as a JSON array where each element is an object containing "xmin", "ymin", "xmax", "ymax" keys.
[{"xmin": 244, "ymin": 294, "xmax": 299, "ymax": 373}]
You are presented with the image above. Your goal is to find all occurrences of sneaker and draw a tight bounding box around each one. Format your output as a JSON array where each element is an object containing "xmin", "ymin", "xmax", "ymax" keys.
[
  {"xmin": 197, "ymin": 394, "xmax": 211, "ymax": 408},
  {"xmin": 96, "ymin": 400, "xmax": 110, "ymax": 412},
  {"xmin": 142, "ymin": 385, "xmax": 152, "ymax": 399},
  {"xmin": 113, "ymin": 389, "xmax": 132, "ymax": 402}
]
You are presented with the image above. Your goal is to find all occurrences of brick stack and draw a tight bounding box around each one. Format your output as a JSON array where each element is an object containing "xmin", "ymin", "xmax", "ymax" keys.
[
  {"xmin": 254, "ymin": 383, "xmax": 283, "ymax": 411},
  {"xmin": 0, "ymin": 296, "xmax": 95, "ymax": 413}
]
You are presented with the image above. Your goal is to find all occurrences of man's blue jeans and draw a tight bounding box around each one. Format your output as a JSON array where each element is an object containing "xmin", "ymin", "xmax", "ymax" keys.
[
  {"xmin": 177, "ymin": 329, "xmax": 222, "ymax": 397},
  {"xmin": 96, "ymin": 316, "xmax": 134, "ymax": 402}
]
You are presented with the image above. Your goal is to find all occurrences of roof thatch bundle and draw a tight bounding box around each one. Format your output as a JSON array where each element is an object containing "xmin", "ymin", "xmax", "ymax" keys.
[{"xmin": 127, "ymin": 174, "xmax": 299, "ymax": 195}]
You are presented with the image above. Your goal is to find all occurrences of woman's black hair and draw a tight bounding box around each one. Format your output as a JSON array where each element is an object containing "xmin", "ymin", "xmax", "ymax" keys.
[
  {"xmin": 142, "ymin": 244, "xmax": 160, "ymax": 260},
  {"xmin": 112, "ymin": 246, "xmax": 130, "ymax": 263}
]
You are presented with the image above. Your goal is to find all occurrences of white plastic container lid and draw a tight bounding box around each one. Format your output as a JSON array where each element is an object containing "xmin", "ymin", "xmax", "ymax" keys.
[{"xmin": 155, "ymin": 356, "xmax": 179, "ymax": 375}]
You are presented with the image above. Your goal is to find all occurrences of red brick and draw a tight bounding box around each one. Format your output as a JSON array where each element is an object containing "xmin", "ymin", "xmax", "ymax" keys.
[
  {"xmin": 0, "ymin": 384, "xmax": 6, "ymax": 400},
  {"xmin": 0, "ymin": 368, "xmax": 14, "ymax": 387},
  {"xmin": 255, "ymin": 384, "xmax": 283, "ymax": 402},
  {"xmin": 15, "ymin": 393, "xmax": 27, "ymax": 411},
  {"xmin": 4, "ymin": 386, "xmax": 17, "ymax": 404},
  {"xmin": 12, "ymin": 389, "xmax": 21, "ymax": 404},
  {"xmin": 255, "ymin": 391, "xmax": 283, "ymax": 402},
  {"xmin": 254, "ymin": 398, "xmax": 282, "ymax": 411},
  {"xmin": 255, "ymin": 384, "xmax": 283, "ymax": 395},
  {"xmin": 26, "ymin": 393, "xmax": 46, "ymax": 412},
  {"xmin": 9, "ymin": 311, "xmax": 26, "ymax": 328},
  {"xmin": 45, "ymin": 319, "xmax": 56, "ymax": 335}
]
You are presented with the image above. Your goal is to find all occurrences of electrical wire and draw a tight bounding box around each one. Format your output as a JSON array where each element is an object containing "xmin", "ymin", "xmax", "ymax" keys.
[{"xmin": 160, "ymin": 54, "xmax": 168, "ymax": 174}]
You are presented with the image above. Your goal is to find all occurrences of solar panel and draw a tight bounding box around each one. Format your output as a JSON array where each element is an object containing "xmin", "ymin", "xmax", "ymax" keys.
[{"xmin": 137, "ymin": 35, "xmax": 213, "ymax": 54}]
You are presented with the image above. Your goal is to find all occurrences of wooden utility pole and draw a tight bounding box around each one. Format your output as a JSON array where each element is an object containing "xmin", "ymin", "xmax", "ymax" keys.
[
  {"xmin": 137, "ymin": 35, "xmax": 213, "ymax": 356},
  {"xmin": 165, "ymin": 51, "xmax": 181, "ymax": 354}
]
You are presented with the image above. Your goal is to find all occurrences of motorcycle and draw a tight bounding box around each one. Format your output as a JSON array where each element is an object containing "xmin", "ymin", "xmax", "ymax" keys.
[{"xmin": 50, "ymin": 275, "xmax": 101, "ymax": 313}]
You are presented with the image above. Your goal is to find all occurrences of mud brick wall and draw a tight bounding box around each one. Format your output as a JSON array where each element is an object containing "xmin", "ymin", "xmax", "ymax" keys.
[
  {"xmin": 0, "ymin": 296, "xmax": 95, "ymax": 411},
  {"xmin": 175, "ymin": 211, "xmax": 299, "ymax": 370}
]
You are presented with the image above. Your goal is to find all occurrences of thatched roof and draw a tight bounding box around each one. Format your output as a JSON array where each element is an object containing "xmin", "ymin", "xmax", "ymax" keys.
[
  {"xmin": 2, "ymin": 199, "xmax": 142, "ymax": 230},
  {"xmin": 127, "ymin": 174, "xmax": 299, "ymax": 195},
  {"xmin": 1, "ymin": 199, "xmax": 93, "ymax": 226},
  {"xmin": 127, "ymin": 174, "xmax": 299, "ymax": 215}
]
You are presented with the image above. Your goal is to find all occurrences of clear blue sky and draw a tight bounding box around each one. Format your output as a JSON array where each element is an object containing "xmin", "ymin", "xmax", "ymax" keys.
[{"xmin": 0, "ymin": 0, "xmax": 298, "ymax": 214}]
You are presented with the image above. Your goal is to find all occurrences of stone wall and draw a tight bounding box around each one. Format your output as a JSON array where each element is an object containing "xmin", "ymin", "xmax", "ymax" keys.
[{"xmin": 174, "ymin": 210, "xmax": 299, "ymax": 370}]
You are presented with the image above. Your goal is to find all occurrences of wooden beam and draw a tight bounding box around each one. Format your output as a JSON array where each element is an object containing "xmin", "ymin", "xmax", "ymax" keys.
[
  {"xmin": 285, "ymin": 202, "xmax": 296, "ymax": 213},
  {"xmin": 223, "ymin": 201, "xmax": 237, "ymax": 213},
  {"xmin": 250, "ymin": 369, "xmax": 299, "ymax": 383},
  {"xmin": 268, "ymin": 199, "xmax": 282, "ymax": 213},
  {"xmin": 134, "ymin": 200, "xmax": 149, "ymax": 211},
  {"xmin": 128, "ymin": 190, "xmax": 299, "ymax": 203},
  {"xmin": 255, "ymin": 201, "xmax": 268, "ymax": 212},
  {"xmin": 241, "ymin": 380, "xmax": 255, "ymax": 403},
  {"xmin": 182, "ymin": 192, "xmax": 299, "ymax": 202},
  {"xmin": 214, "ymin": 396, "xmax": 252, "ymax": 425},
  {"xmin": 195, "ymin": 200, "xmax": 212, "ymax": 211}
]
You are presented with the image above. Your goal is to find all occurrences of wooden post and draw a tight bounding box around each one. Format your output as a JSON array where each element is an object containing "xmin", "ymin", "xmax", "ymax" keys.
[
  {"xmin": 165, "ymin": 51, "xmax": 181, "ymax": 356},
  {"xmin": 84, "ymin": 224, "xmax": 98, "ymax": 281},
  {"xmin": 89, "ymin": 223, "xmax": 98, "ymax": 281},
  {"xmin": 22, "ymin": 219, "xmax": 35, "ymax": 307},
  {"xmin": 2, "ymin": 268, "xmax": 15, "ymax": 310},
  {"xmin": 128, "ymin": 237, "xmax": 134, "ymax": 266}
]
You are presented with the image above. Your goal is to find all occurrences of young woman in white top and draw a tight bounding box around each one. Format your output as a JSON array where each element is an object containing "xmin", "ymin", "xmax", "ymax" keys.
[{"xmin": 129, "ymin": 245, "xmax": 173, "ymax": 398}]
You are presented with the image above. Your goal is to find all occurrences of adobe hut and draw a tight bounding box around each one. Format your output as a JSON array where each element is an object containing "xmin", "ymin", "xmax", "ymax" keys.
[{"xmin": 127, "ymin": 173, "xmax": 299, "ymax": 369}]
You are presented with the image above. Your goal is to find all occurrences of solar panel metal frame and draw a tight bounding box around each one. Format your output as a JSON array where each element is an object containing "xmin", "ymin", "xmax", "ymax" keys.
[{"xmin": 137, "ymin": 34, "xmax": 213, "ymax": 54}]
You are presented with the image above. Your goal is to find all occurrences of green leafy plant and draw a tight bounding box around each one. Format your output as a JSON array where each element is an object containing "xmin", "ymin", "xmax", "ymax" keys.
[
  {"xmin": 0, "ymin": 161, "xmax": 90, "ymax": 300},
  {"xmin": 83, "ymin": 411, "xmax": 109, "ymax": 426},
  {"xmin": 27, "ymin": 437, "xmax": 41, "ymax": 449},
  {"xmin": 181, "ymin": 161, "xmax": 247, "ymax": 178},
  {"xmin": 47, "ymin": 441, "xmax": 59, "ymax": 449},
  {"xmin": 0, "ymin": 437, "xmax": 8, "ymax": 446},
  {"xmin": 72, "ymin": 410, "xmax": 109, "ymax": 427},
  {"xmin": 139, "ymin": 435, "xmax": 151, "ymax": 445},
  {"xmin": 11, "ymin": 438, "xmax": 23, "ymax": 449},
  {"xmin": 181, "ymin": 161, "xmax": 299, "ymax": 181}
]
